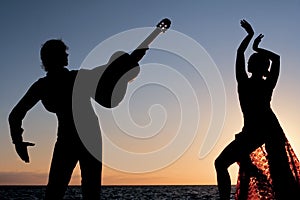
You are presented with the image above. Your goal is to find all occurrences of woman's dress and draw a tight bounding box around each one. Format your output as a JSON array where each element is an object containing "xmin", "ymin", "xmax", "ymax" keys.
[{"xmin": 234, "ymin": 78, "xmax": 300, "ymax": 199}]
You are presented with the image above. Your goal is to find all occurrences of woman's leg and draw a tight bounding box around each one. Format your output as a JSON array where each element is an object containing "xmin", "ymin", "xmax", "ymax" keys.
[
  {"xmin": 215, "ymin": 139, "xmax": 243, "ymax": 200},
  {"xmin": 266, "ymin": 136, "xmax": 297, "ymax": 199},
  {"xmin": 215, "ymin": 133, "xmax": 264, "ymax": 200}
]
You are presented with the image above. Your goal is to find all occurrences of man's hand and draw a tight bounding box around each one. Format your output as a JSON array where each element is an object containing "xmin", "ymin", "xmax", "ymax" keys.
[
  {"xmin": 14, "ymin": 141, "xmax": 35, "ymax": 163},
  {"xmin": 131, "ymin": 47, "xmax": 149, "ymax": 63}
]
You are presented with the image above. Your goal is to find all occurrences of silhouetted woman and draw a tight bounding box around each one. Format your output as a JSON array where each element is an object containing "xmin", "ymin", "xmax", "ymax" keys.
[
  {"xmin": 215, "ymin": 20, "xmax": 300, "ymax": 199},
  {"xmin": 8, "ymin": 39, "xmax": 146, "ymax": 200}
]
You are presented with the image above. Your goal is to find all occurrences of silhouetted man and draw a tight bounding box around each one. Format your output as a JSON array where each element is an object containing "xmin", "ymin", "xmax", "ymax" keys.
[{"xmin": 8, "ymin": 39, "xmax": 146, "ymax": 199}]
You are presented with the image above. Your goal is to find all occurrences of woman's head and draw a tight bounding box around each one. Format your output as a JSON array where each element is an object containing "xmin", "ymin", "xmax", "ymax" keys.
[
  {"xmin": 40, "ymin": 39, "xmax": 68, "ymax": 72},
  {"xmin": 247, "ymin": 53, "xmax": 270, "ymax": 77}
]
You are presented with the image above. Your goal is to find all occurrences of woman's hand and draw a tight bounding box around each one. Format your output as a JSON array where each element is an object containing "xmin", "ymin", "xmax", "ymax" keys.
[
  {"xmin": 240, "ymin": 19, "xmax": 254, "ymax": 36},
  {"xmin": 253, "ymin": 34, "xmax": 264, "ymax": 51}
]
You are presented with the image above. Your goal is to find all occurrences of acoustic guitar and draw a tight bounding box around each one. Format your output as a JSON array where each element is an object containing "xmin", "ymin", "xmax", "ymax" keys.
[{"xmin": 96, "ymin": 18, "xmax": 171, "ymax": 108}]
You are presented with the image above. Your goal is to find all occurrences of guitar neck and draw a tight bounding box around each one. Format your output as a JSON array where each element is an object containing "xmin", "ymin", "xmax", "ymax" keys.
[
  {"xmin": 132, "ymin": 27, "xmax": 162, "ymax": 53},
  {"xmin": 129, "ymin": 18, "xmax": 171, "ymax": 60}
]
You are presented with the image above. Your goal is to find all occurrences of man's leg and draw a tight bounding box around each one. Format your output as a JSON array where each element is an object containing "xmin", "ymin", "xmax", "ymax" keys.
[
  {"xmin": 79, "ymin": 147, "xmax": 102, "ymax": 200},
  {"xmin": 45, "ymin": 142, "xmax": 78, "ymax": 200}
]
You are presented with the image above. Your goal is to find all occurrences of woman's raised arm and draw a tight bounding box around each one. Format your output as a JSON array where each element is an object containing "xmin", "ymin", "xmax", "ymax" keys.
[
  {"xmin": 253, "ymin": 34, "xmax": 280, "ymax": 88},
  {"xmin": 236, "ymin": 19, "xmax": 254, "ymax": 82}
]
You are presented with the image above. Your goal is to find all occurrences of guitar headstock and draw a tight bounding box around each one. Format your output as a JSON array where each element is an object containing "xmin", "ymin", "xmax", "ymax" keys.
[{"xmin": 156, "ymin": 18, "xmax": 171, "ymax": 33}]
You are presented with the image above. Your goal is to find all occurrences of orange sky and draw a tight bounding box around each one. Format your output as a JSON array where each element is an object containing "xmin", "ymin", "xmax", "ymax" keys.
[{"xmin": 1, "ymin": 1, "xmax": 300, "ymax": 186}]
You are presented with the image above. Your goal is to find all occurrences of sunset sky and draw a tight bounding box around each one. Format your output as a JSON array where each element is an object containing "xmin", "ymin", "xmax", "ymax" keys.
[{"xmin": 1, "ymin": 1, "xmax": 300, "ymax": 186}]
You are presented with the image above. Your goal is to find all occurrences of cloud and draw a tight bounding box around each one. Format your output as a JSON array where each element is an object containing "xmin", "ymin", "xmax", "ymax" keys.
[
  {"xmin": 0, "ymin": 171, "xmax": 82, "ymax": 185},
  {"xmin": 0, "ymin": 172, "xmax": 48, "ymax": 185}
]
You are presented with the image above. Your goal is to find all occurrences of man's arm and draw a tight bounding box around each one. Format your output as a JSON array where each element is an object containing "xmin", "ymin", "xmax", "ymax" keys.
[{"xmin": 8, "ymin": 82, "xmax": 40, "ymax": 162}]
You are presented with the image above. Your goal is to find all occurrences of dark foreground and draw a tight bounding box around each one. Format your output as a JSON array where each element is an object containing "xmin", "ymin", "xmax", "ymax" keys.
[{"xmin": 0, "ymin": 185, "xmax": 236, "ymax": 200}]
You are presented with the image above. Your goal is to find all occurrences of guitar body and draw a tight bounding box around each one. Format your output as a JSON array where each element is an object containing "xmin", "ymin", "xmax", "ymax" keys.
[
  {"xmin": 95, "ymin": 18, "xmax": 171, "ymax": 108},
  {"xmin": 95, "ymin": 51, "xmax": 140, "ymax": 108}
]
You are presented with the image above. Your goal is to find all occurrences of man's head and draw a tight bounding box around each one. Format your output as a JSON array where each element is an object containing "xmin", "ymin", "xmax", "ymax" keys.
[{"xmin": 40, "ymin": 39, "xmax": 68, "ymax": 72}]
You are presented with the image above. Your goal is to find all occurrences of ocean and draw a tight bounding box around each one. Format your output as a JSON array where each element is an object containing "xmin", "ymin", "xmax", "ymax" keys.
[{"xmin": 0, "ymin": 185, "xmax": 236, "ymax": 199}]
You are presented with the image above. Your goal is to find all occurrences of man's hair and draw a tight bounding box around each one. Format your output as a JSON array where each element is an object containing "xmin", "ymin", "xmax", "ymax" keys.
[{"xmin": 40, "ymin": 39, "xmax": 68, "ymax": 71}]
